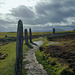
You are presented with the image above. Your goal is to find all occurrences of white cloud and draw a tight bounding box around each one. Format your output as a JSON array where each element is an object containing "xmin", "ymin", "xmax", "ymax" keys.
[{"xmin": 0, "ymin": 0, "xmax": 40, "ymax": 13}]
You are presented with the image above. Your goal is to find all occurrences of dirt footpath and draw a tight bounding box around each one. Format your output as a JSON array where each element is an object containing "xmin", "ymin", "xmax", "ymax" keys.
[{"xmin": 24, "ymin": 41, "xmax": 48, "ymax": 75}]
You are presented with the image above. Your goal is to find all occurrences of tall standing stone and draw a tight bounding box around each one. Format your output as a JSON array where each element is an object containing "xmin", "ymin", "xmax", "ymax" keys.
[
  {"xmin": 25, "ymin": 29, "xmax": 28, "ymax": 44},
  {"xmin": 14, "ymin": 20, "xmax": 23, "ymax": 75},
  {"xmin": 29, "ymin": 28, "xmax": 32, "ymax": 43},
  {"xmin": 53, "ymin": 28, "xmax": 55, "ymax": 34}
]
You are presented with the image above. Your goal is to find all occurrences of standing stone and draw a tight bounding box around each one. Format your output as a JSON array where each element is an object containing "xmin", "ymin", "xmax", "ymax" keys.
[
  {"xmin": 14, "ymin": 20, "xmax": 23, "ymax": 75},
  {"xmin": 29, "ymin": 28, "xmax": 32, "ymax": 43},
  {"xmin": 53, "ymin": 28, "xmax": 55, "ymax": 34},
  {"xmin": 25, "ymin": 29, "xmax": 28, "ymax": 44}
]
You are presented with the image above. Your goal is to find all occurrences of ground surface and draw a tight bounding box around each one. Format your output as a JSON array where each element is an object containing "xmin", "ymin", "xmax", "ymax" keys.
[
  {"xmin": 24, "ymin": 41, "xmax": 48, "ymax": 75},
  {"xmin": 43, "ymin": 34, "xmax": 75, "ymax": 75}
]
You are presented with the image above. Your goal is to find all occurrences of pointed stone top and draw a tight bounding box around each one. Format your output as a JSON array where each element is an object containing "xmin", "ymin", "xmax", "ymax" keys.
[
  {"xmin": 25, "ymin": 29, "xmax": 27, "ymax": 30},
  {"xmin": 18, "ymin": 19, "xmax": 22, "ymax": 22},
  {"xmin": 18, "ymin": 20, "xmax": 23, "ymax": 25},
  {"xmin": 29, "ymin": 28, "xmax": 31, "ymax": 30},
  {"xmin": 25, "ymin": 29, "xmax": 27, "ymax": 31}
]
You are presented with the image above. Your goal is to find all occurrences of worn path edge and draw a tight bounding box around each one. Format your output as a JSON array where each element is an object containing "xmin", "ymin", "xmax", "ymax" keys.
[{"xmin": 23, "ymin": 41, "xmax": 48, "ymax": 75}]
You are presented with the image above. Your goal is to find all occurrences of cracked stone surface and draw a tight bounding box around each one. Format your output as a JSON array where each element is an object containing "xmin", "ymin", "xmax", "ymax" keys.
[{"xmin": 24, "ymin": 41, "xmax": 48, "ymax": 75}]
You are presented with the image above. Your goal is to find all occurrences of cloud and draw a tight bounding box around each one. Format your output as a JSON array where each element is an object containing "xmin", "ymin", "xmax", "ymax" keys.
[
  {"xmin": 34, "ymin": 0, "xmax": 75, "ymax": 24},
  {"xmin": 8, "ymin": 0, "xmax": 75, "ymax": 26},
  {"xmin": 0, "ymin": 19, "xmax": 12, "ymax": 25},
  {"xmin": 0, "ymin": 0, "xmax": 4, "ymax": 7},
  {"xmin": 10, "ymin": 5, "xmax": 35, "ymax": 19},
  {"xmin": 0, "ymin": 13, "xmax": 17, "ymax": 32},
  {"xmin": 0, "ymin": 0, "xmax": 75, "ymax": 32}
]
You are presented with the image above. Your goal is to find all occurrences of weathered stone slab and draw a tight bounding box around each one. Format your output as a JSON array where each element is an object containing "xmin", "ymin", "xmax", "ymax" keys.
[
  {"xmin": 14, "ymin": 20, "xmax": 23, "ymax": 75},
  {"xmin": 25, "ymin": 29, "xmax": 28, "ymax": 44},
  {"xmin": 29, "ymin": 28, "xmax": 32, "ymax": 43},
  {"xmin": 53, "ymin": 28, "xmax": 55, "ymax": 34}
]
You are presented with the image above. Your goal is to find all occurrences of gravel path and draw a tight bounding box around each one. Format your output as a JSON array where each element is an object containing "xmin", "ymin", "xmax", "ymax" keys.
[{"xmin": 24, "ymin": 41, "xmax": 48, "ymax": 75}]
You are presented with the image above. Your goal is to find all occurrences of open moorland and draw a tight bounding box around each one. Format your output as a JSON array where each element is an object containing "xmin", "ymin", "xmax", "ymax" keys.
[
  {"xmin": 0, "ymin": 31, "xmax": 75, "ymax": 75},
  {"xmin": 36, "ymin": 32, "xmax": 75, "ymax": 75},
  {"xmin": 0, "ymin": 31, "xmax": 48, "ymax": 75}
]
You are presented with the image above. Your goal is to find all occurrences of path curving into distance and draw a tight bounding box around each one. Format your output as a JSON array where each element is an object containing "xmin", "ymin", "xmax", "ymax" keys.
[{"xmin": 24, "ymin": 41, "xmax": 48, "ymax": 75}]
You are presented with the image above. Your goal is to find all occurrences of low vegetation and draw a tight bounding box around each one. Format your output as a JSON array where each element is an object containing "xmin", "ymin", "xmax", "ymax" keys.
[
  {"xmin": 35, "ymin": 33, "xmax": 75, "ymax": 75},
  {"xmin": 0, "ymin": 31, "xmax": 75, "ymax": 75},
  {"xmin": 0, "ymin": 42, "xmax": 16, "ymax": 75},
  {"xmin": 35, "ymin": 38, "xmax": 66, "ymax": 75},
  {"xmin": 0, "ymin": 41, "xmax": 31, "ymax": 75},
  {"xmin": 0, "ymin": 31, "xmax": 42, "ymax": 75},
  {"xmin": 0, "ymin": 32, "xmax": 31, "ymax": 75}
]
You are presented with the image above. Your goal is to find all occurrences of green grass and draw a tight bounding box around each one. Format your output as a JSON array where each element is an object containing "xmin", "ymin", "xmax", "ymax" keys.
[
  {"xmin": 0, "ymin": 41, "xmax": 30, "ymax": 75},
  {"xmin": 0, "ymin": 32, "xmax": 17, "ymax": 38},
  {"xmin": 0, "ymin": 30, "xmax": 74, "ymax": 75},
  {"xmin": 0, "ymin": 31, "xmax": 44, "ymax": 75},
  {"xmin": 35, "ymin": 49, "xmax": 67, "ymax": 75},
  {"xmin": 0, "ymin": 36, "xmax": 42, "ymax": 75},
  {"xmin": 0, "ymin": 32, "xmax": 51, "ymax": 39},
  {"xmin": 0, "ymin": 42, "xmax": 16, "ymax": 75},
  {"xmin": 35, "ymin": 38, "xmax": 67, "ymax": 75},
  {"xmin": 56, "ymin": 30, "xmax": 75, "ymax": 33},
  {"xmin": 0, "ymin": 30, "xmax": 75, "ymax": 38}
]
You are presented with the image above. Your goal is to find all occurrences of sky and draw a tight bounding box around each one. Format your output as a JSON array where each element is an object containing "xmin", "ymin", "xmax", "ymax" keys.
[{"xmin": 0, "ymin": 0, "xmax": 75, "ymax": 32}]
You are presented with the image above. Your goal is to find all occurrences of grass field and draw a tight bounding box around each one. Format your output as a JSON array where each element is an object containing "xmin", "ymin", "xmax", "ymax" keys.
[
  {"xmin": 0, "ymin": 32, "xmax": 30, "ymax": 75},
  {"xmin": 0, "ymin": 31, "xmax": 75, "ymax": 75},
  {"xmin": 0, "ymin": 42, "xmax": 16, "ymax": 75},
  {"xmin": 0, "ymin": 30, "xmax": 75, "ymax": 39},
  {"xmin": 0, "ymin": 31, "xmax": 43, "ymax": 75},
  {"xmin": 0, "ymin": 32, "xmax": 48, "ymax": 39},
  {"xmin": 35, "ymin": 33, "xmax": 75, "ymax": 75},
  {"xmin": 35, "ymin": 38, "xmax": 66, "ymax": 75},
  {"xmin": 0, "ymin": 40, "xmax": 31, "ymax": 75}
]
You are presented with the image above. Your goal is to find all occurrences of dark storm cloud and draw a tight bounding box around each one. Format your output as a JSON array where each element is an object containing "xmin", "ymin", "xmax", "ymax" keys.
[
  {"xmin": 0, "ymin": 0, "xmax": 75, "ymax": 32},
  {"xmin": 0, "ymin": 13, "xmax": 17, "ymax": 31},
  {"xmin": 10, "ymin": 5, "xmax": 35, "ymax": 19},
  {"xmin": 0, "ymin": 16, "xmax": 16, "ymax": 29},
  {"xmin": 0, "ymin": 25, "xmax": 17, "ymax": 32},
  {"xmin": 34, "ymin": 0, "xmax": 75, "ymax": 24},
  {"xmin": 8, "ymin": 0, "xmax": 75, "ymax": 25},
  {"xmin": 0, "ymin": 19, "xmax": 13, "ymax": 25},
  {"xmin": 65, "ymin": 0, "xmax": 75, "ymax": 6},
  {"xmin": 0, "ymin": 17, "xmax": 17, "ymax": 32}
]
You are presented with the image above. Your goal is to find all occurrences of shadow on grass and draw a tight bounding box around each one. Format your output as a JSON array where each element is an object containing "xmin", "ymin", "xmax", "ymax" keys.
[{"xmin": 25, "ymin": 43, "xmax": 33, "ymax": 49}]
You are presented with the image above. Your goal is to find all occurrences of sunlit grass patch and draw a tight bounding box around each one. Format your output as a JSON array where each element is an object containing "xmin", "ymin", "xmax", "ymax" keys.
[{"xmin": 0, "ymin": 41, "xmax": 31, "ymax": 75}]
